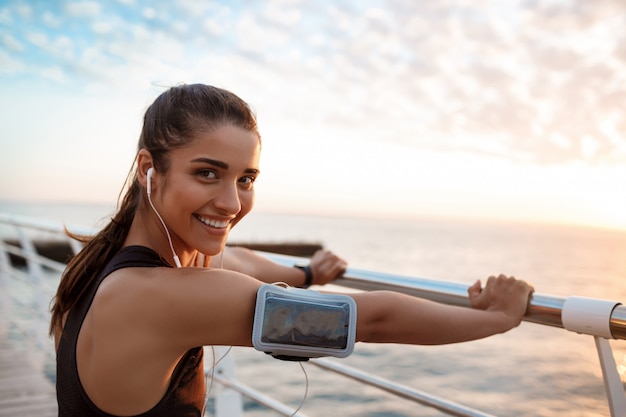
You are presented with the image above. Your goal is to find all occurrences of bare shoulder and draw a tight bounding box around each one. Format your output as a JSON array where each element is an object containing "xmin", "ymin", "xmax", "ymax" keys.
[{"xmin": 96, "ymin": 265, "xmax": 260, "ymax": 300}]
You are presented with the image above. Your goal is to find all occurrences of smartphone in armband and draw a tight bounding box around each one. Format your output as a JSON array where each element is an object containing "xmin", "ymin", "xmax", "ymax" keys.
[{"xmin": 252, "ymin": 284, "xmax": 357, "ymax": 361}]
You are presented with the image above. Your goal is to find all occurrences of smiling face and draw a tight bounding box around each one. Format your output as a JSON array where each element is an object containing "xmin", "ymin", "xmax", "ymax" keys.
[{"xmin": 152, "ymin": 124, "xmax": 261, "ymax": 258}]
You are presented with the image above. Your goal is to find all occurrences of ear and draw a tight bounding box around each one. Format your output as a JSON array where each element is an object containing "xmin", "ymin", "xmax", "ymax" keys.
[{"xmin": 137, "ymin": 149, "xmax": 154, "ymax": 190}]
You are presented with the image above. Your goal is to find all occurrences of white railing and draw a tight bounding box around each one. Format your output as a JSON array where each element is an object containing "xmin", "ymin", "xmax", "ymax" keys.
[{"xmin": 1, "ymin": 213, "xmax": 625, "ymax": 417}]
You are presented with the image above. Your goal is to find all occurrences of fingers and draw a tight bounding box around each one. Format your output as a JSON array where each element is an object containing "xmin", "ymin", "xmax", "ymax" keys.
[
  {"xmin": 487, "ymin": 274, "xmax": 533, "ymax": 296},
  {"xmin": 310, "ymin": 250, "xmax": 348, "ymax": 285},
  {"xmin": 468, "ymin": 274, "xmax": 534, "ymax": 315},
  {"xmin": 467, "ymin": 279, "xmax": 486, "ymax": 308},
  {"xmin": 467, "ymin": 279, "xmax": 482, "ymax": 298},
  {"xmin": 485, "ymin": 274, "xmax": 525, "ymax": 291}
]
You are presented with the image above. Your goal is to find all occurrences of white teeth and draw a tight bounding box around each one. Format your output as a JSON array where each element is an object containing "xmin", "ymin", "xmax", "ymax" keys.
[{"xmin": 195, "ymin": 215, "xmax": 229, "ymax": 228}]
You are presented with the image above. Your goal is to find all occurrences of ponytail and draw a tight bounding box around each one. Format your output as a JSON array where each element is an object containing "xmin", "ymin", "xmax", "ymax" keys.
[{"xmin": 49, "ymin": 178, "xmax": 140, "ymax": 335}]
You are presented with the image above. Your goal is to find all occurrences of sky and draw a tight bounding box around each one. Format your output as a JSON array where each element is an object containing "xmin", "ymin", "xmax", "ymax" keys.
[{"xmin": 1, "ymin": 0, "xmax": 625, "ymax": 231}]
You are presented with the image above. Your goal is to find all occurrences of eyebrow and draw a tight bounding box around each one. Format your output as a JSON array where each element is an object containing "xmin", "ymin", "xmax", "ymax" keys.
[{"xmin": 190, "ymin": 157, "xmax": 259, "ymax": 174}]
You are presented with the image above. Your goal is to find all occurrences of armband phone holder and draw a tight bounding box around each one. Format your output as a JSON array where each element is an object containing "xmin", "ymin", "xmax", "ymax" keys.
[{"xmin": 252, "ymin": 283, "xmax": 357, "ymax": 361}]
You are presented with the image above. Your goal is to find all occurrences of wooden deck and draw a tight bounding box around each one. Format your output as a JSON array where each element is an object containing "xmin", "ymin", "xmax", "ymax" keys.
[{"xmin": 0, "ymin": 336, "xmax": 57, "ymax": 417}]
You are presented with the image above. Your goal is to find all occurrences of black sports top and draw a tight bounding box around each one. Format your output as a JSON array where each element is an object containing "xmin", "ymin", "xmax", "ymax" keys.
[{"xmin": 56, "ymin": 246, "xmax": 205, "ymax": 417}]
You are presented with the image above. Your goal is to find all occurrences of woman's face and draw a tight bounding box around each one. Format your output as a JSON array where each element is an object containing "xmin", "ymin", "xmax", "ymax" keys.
[{"xmin": 157, "ymin": 124, "xmax": 261, "ymax": 257}]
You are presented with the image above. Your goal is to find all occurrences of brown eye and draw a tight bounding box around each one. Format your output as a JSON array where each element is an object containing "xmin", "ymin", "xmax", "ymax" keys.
[
  {"xmin": 198, "ymin": 169, "xmax": 218, "ymax": 180},
  {"xmin": 239, "ymin": 176, "xmax": 256, "ymax": 189}
]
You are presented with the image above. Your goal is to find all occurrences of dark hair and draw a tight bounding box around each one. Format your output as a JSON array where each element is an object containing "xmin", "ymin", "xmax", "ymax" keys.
[{"xmin": 50, "ymin": 84, "xmax": 260, "ymax": 335}]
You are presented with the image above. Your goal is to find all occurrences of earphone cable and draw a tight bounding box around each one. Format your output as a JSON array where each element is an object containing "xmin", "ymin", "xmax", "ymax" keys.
[
  {"xmin": 289, "ymin": 361, "xmax": 309, "ymax": 417},
  {"xmin": 147, "ymin": 191, "xmax": 181, "ymax": 268}
]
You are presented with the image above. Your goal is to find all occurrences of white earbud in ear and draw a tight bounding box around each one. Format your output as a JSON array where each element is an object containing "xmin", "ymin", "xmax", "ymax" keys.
[
  {"xmin": 144, "ymin": 166, "xmax": 182, "ymax": 268},
  {"xmin": 147, "ymin": 167, "xmax": 153, "ymax": 196}
]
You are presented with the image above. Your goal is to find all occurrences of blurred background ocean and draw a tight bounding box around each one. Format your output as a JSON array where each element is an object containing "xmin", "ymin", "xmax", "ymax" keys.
[{"xmin": 1, "ymin": 200, "xmax": 625, "ymax": 417}]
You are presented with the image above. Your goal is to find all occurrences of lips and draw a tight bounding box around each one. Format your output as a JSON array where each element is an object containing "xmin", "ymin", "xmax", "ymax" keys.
[{"xmin": 194, "ymin": 214, "xmax": 230, "ymax": 229}]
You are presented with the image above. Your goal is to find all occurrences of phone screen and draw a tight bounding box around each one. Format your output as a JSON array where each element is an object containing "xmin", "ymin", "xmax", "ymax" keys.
[{"xmin": 260, "ymin": 296, "xmax": 351, "ymax": 349}]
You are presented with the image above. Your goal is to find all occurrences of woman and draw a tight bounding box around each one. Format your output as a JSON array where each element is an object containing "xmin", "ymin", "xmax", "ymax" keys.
[{"xmin": 50, "ymin": 84, "xmax": 533, "ymax": 417}]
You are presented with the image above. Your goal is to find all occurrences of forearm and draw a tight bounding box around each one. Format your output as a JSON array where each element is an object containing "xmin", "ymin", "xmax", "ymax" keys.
[
  {"xmin": 353, "ymin": 291, "xmax": 517, "ymax": 345},
  {"xmin": 262, "ymin": 263, "xmax": 308, "ymax": 287},
  {"xmin": 221, "ymin": 247, "xmax": 308, "ymax": 287}
]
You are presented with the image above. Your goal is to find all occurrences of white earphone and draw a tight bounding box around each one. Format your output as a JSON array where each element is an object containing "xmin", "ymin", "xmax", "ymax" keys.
[
  {"xmin": 145, "ymin": 166, "xmax": 181, "ymax": 268},
  {"xmin": 147, "ymin": 167, "xmax": 154, "ymax": 197}
]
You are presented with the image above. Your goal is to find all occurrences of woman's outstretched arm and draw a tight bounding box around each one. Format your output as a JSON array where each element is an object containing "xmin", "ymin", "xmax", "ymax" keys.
[
  {"xmin": 352, "ymin": 274, "xmax": 533, "ymax": 345},
  {"xmin": 115, "ymin": 268, "xmax": 531, "ymax": 351}
]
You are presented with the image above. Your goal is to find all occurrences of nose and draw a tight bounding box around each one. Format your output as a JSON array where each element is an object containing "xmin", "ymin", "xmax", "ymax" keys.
[{"xmin": 214, "ymin": 181, "xmax": 241, "ymax": 214}]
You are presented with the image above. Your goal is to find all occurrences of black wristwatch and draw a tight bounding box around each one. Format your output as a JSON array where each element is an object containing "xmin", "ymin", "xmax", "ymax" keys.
[{"xmin": 294, "ymin": 264, "xmax": 313, "ymax": 288}]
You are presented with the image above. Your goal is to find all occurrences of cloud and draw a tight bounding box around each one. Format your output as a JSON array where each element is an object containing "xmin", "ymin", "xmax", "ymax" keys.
[
  {"xmin": 25, "ymin": 31, "xmax": 48, "ymax": 48},
  {"xmin": 325, "ymin": 0, "xmax": 626, "ymax": 164},
  {"xmin": 525, "ymin": 0, "xmax": 626, "ymax": 30},
  {"xmin": 0, "ymin": 49, "xmax": 25, "ymax": 74},
  {"xmin": 42, "ymin": 11, "xmax": 62, "ymax": 28},
  {"xmin": 2, "ymin": 33, "xmax": 23, "ymax": 51},
  {"xmin": 1, "ymin": 0, "xmax": 624, "ymax": 166},
  {"xmin": 13, "ymin": 3, "xmax": 32, "ymax": 19},
  {"xmin": 64, "ymin": 1, "xmax": 102, "ymax": 19}
]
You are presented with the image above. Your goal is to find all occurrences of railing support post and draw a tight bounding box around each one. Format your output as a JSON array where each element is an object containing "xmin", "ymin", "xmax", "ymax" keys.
[
  {"xmin": 16, "ymin": 225, "xmax": 51, "ymax": 369},
  {"xmin": 595, "ymin": 337, "xmax": 626, "ymax": 417},
  {"xmin": 0, "ymin": 241, "xmax": 11, "ymax": 336},
  {"xmin": 212, "ymin": 346, "xmax": 244, "ymax": 417}
]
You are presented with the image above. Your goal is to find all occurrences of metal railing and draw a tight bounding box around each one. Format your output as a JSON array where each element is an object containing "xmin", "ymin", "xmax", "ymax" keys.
[
  {"xmin": 263, "ymin": 252, "xmax": 626, "ymax": 417},
  {"xmin": 1, "ymin": 213, "xmax": 625, "ymax": 417}
]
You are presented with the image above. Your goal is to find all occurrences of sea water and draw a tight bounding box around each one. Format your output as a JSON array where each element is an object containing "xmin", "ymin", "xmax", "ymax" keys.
[{"xmin": 1, "ymin": 200, "xmax": 625, "ymax": 416}]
